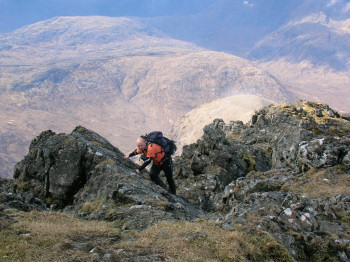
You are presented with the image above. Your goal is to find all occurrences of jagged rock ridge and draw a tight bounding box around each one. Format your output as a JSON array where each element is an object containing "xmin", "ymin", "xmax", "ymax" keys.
[
  {"xmin": 173, "ymin": 100, "xmax": 350, "ymax": 260},
  {"xmin": 2, "ymin": 100, "xmax": 350, "ymax": 261}
]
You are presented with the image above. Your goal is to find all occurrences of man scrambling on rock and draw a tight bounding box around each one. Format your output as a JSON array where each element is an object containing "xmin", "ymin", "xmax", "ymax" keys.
[{"xmin": 124, "ymin": 135, "xmax": 176, "ymax": 195}]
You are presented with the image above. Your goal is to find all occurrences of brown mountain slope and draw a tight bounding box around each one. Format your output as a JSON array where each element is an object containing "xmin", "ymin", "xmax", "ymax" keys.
[
  {"xmin": 0, "ymin": 17, "xmax": 294, "ymax": 178},
  {"xmin": 257, "ymin": 59, "xmax": 350, "ymax": 113},
  {"xmin": 250, "ymin": 15, "xmax": 350, "ymax": 113}
]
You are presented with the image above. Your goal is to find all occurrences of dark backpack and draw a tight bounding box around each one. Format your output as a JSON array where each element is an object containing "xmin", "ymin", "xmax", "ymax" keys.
[{"xmin": 144, "ymin": 131, "xmax": 177, "ymax": 156}]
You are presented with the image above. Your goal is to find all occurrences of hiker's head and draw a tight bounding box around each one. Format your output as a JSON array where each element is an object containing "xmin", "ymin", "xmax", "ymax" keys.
[{"xmin": 136, "ymin": 137, "xmax": 146, "ymax": 150}]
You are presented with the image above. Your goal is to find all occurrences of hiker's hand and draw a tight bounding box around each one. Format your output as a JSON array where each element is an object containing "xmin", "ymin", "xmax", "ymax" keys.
[
  {"xmin": 123, "ymin": 155, "xmax": 128, "ymax": 159},
  {"xmin": 135, "ymin": 169, "xmax": 140, "ymax": 174}
]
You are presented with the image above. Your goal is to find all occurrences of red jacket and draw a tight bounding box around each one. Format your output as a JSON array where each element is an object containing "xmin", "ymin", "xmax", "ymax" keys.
[{"xmin": 137, "ymin": 143, "xmax": 165, "ymax": 165}]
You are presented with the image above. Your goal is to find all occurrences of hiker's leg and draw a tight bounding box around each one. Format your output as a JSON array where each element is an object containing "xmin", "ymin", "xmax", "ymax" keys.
[
  {"xmin": 149, "ymin": 164, "xmax": 167, "ymax": 190},
  {"xmin": 163, "ymin": 159, "xmax": 176, "ymax": 195}
]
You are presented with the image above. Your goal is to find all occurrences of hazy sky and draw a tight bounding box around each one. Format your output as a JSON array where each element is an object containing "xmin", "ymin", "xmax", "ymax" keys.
[{"xmin": 0, "ymin": 0, "xmax": 216, "ymax": 33}]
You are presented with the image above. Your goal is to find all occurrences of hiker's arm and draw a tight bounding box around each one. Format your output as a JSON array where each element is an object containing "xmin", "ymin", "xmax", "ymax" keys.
[
  {"xmin": 137, "ymin": 158, "xmax": 151, "ymax": 172},
  {"xmin": 123, "ymin": 149, "xmax": 138, "ymax": 159}
]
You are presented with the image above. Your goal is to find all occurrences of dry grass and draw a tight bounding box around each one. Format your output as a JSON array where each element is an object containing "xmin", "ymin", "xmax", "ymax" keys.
[
  {"xmin": 274, "ymin": 101, "xmax": 345, "ymax": 125},
  {"xmin": 243, "ymin": 154, "xmax": 256, "ymax": 172},
  {"xmin": 281, "ymin": 167, "xmax": 350, "ymax": 199},
  {"xmin": 80, "ymin": 198, "xmax": 107, "ymax": 213},
  {"xmin": 120, "ymin": 220, "xmax": 293, "ymax": 262},
  {"xmin": 0, "ymin": 209, "xmax": 120, "ymax": 262},
  {"xmin": 0, "ymin": 209, "xmax": 294, "ymax": 262}
]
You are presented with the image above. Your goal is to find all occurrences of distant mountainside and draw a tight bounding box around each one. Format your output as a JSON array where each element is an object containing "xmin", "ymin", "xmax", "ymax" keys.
[
  {"xmin": 144, "ymin": 0, "xmax": 350, "ymax": 112},
  {"xmin": 0, "ymin": 16, "xmax": 293, "ymax": 178},
  {"xmin": 2, "ymin": 0, "xmax": 349, "ymax": 63},
  {"xmin": 144, "ymin": 0, "xmax": 349, "ymax": 58},
  {"xmin": 245, "ymin": 1, "xmax": 350, "ymax": 113},
  {"xmin": 249, "ymin": 13, "xmax": 350, "ymax": 70},
  {"xmin": 1, "ymin": 1, "xmax": 350, "ymax": 178},
  {"xmin": 249, "ymin": 12, "xmax": 350, "ymax": 113},
  {"xmin": 169, "ymin": 95, "xmax": 275, "ymax": 152},
  {"xmin": 0, "ymin": 16, "xmax": 200, "ymax": 65},
  {"xmin": 151, "ymin": 0, "xmax": 350, "ymax": 113},
  {"xmin": 143, "ymin": 0, "xmax": 302, "ymax": 56}
]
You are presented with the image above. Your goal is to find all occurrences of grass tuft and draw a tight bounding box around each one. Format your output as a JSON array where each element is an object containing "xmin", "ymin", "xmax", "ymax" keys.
[
  {"xmin": 80, "ymin": 198, "xmax": 107, "ymax": 213},
  {"xmin": 281, "ymin": 167, "xmax": 350, "ymax": 199}
]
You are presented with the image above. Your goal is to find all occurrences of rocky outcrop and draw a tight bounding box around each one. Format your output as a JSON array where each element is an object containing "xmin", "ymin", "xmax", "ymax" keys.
[
  {"xmin": 2, "ymin": 100, "xmax": 350, "ymax": 261},
  {"xmin": 173, "ymin": 100, "xmax": 350, "ymax": 261},
  {"xmin": 10, "ymin": 126, "xmax": 203, "ymax": 230},
  {"xmin": 173, "ymin": 119, "xmax": 272, "ymax": 212}
]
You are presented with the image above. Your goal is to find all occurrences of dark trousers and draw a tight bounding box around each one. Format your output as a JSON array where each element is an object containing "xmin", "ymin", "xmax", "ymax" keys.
[{"xmin": 149, "ymin": 158, "xmax": 176, "ymax": 195}]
